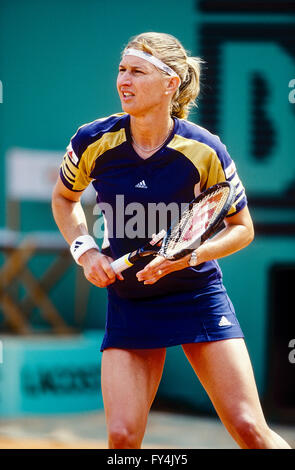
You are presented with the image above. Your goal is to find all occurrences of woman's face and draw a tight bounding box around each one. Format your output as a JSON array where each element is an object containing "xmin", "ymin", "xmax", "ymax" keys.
[{"xmin": 117, "ymin": 55, "xmax": 169, "ymax": 117}]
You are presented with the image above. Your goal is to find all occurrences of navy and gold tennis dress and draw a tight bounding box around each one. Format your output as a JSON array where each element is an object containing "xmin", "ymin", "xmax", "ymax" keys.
[{"xmin": 60, "ymin": 113, "xmax": 247, "ymax": 350}]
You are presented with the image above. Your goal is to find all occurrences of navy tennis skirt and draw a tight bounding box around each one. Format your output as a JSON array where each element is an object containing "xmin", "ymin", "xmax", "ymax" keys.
[{"xmin": 100, "ymin": 280, "xmax": 244, "ymax": 351}]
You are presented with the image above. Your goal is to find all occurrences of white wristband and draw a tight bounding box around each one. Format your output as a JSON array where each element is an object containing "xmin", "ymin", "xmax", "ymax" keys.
[{"xmin": 70, "ymin": 235, "xmax": 99, "ymax": 265}]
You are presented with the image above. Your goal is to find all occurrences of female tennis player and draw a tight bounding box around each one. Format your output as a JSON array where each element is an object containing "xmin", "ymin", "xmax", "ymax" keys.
[{"xmin": 52, "ymin": 32, "xmax": 291, "ymax": 449}]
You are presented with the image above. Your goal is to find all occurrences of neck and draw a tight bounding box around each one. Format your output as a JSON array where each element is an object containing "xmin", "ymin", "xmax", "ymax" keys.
[{"xmin": 130, "ymin": 113, "xmax": 174, "ymax": 152}]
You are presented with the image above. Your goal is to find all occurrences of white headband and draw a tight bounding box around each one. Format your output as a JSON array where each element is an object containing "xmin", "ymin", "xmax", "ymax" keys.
[{"xmin": 123, "ymin": 48, "xmax": 180, "ymax": 82}]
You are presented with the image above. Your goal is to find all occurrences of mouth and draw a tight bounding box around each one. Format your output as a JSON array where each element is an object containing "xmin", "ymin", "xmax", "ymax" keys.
[{"xmin": 121, "ymin": 91, "xmax": 135, "ymax": 101}]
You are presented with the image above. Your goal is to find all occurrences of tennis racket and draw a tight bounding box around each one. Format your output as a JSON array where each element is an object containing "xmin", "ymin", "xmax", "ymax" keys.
[{"xmin": 111, "ymin": 181, "xmax": 236, "ymax": 274}]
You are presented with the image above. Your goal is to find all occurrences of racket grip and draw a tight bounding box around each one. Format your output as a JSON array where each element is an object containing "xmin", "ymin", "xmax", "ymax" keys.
[{"xmin": 111, "ymin": 254, "xmax": 134, "ymax": 274}]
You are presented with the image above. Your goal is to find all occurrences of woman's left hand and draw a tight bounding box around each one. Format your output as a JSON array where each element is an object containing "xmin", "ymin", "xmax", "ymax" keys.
[{"xmin": 136, "ymin": 252, "xmax": 197, "ymax": 285}]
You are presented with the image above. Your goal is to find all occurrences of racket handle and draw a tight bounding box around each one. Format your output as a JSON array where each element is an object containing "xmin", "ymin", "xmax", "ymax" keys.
[{"xmin": 111, "ymin": 253, "xmax": 134, "ymax": 274}]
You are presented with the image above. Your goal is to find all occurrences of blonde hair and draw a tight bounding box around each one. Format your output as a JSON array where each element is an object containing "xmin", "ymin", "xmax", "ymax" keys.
[{"xmin": 123, "ymin": 32, "xmax": 202, "ymax": 119}]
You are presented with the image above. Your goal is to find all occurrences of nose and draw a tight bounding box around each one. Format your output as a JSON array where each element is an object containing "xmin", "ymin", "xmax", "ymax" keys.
[{"xmin": 117, "ymin": 71, "xmax": 132, "ymax": 87}]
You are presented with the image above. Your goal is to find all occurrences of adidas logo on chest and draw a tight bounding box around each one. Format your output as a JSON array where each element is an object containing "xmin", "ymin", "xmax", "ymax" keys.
[{"xmin": 135, "ymin": 180, "xmax": 148, "ymax": 189}]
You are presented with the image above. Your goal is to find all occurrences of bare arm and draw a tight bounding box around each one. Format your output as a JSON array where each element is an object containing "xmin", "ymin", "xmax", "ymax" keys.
[
  {"xmin": 51, "ymin": 176, "xmax": 89, "ymax": 244},
  {"xmin": 136, "ymin": 206, "xmax": 254, "ymax": 285},
  {"xmin": 52, "ymin": 177, "xmax": 121, "ymax": 287}
]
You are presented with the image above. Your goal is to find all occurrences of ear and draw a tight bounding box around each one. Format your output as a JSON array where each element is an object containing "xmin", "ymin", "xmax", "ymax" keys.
[{"xmin": 165, "ymin": 76, "xmax": 180, "ymax": 95}]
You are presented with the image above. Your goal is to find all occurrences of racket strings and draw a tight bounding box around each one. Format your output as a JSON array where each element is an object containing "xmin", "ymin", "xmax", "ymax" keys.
[{"xmin": 163, "ymin": 186, "xmax": 230, "ymax": 257}]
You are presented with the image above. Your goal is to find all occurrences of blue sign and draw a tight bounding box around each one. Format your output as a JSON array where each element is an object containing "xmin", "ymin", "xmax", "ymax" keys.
[{"xmin": 0, "ymin": 332, "xmax": 104, "ymax": 416}]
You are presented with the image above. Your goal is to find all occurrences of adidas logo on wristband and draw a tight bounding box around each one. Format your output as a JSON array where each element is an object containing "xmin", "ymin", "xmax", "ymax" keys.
[
  {"xmin": 73, "ymin": 240, "xmax": 83, "ymax": 252},
  {"xmin": 70, "ymin": 235, "xmax": 99, "ymax": 265}
]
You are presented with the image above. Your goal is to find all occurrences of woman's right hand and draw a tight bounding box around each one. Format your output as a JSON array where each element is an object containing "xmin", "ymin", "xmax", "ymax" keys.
[{"xmin": 79, "ymin": 249, "xmax": 124, "ymax": 287}]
